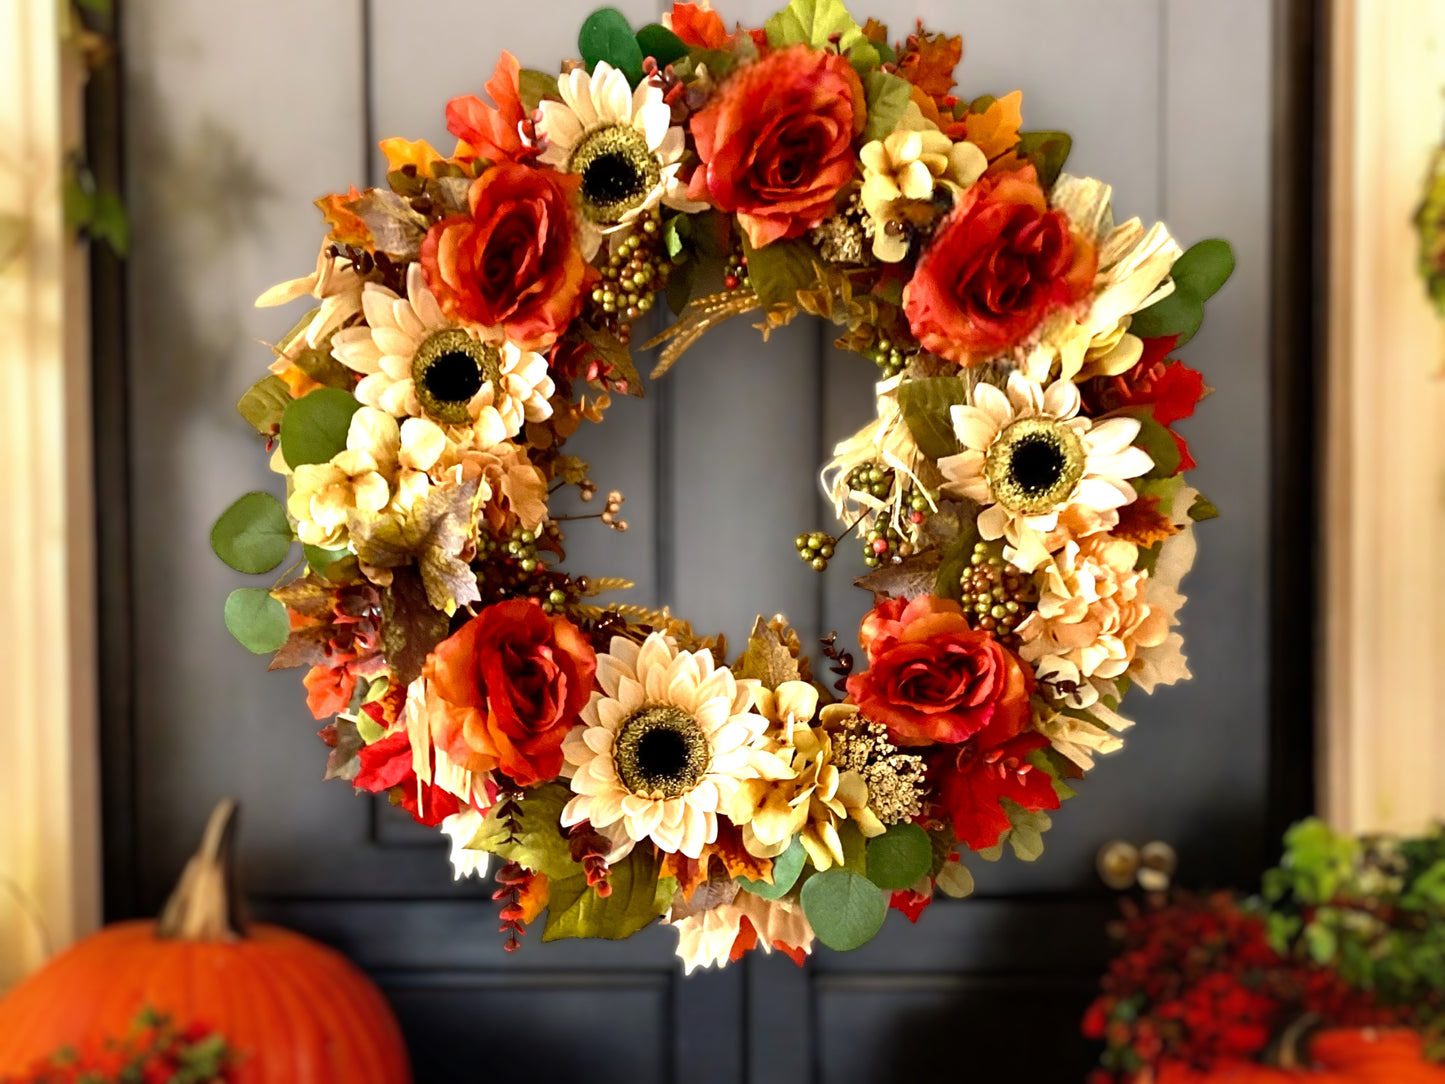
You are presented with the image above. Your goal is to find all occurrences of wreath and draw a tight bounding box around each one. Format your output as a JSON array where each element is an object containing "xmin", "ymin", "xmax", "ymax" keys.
[{"xmin": 211, "ymin": 1, "xmax": 1233, "ymax": 970}]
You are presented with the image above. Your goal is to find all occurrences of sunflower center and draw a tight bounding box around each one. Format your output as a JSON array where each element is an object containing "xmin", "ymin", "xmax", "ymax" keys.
[
  {"xmin": 569, "ymin": 125, "xmax": 661, "ymax": 226},
  {"xmin": 985, "ymin": 416, "xmax": 1086, "ymax": 515},
  {"xmin": 614, "ymin": 705, "xmax": 709, "ymax": 798},
  {"xmin": 410, "ymin": 329, "xmax": 500, "ymax": 425}
]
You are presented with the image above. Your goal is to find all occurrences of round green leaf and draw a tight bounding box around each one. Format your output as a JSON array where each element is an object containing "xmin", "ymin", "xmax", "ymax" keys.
[
  {"xmin": 210, "ymin": 491, "xmax": 292, "ymax": 574},
  {"xmin": 635, "ymin": 23, "xmax": 688, "ymax": 67},
  {"xmin": 740, "ymin": 836, "xmax": 807, "ymax": 901},
  {"xmin": 579, "ymin": 8, "xmax": 644, "ymax": 86},
  {"xmin": 303, "ymin": 543, "xmax": 351, "ymax": 577},
  {"xmin": 865, "ymin": 823, "xmax": 933, "ymax": 890},
  {"xmin": 800, "ymin": 869, "xmax": 888, "ymax": 952},
  {"xmin": 1170, "ymin": 238, "xmax": 1235, "ymax": 302},
  {"xmin": 224, "ymin": 588, "xmax": 290, "ymax": 654},
  {"xmin": 279, "ymin": 387, "xmax": 361, "ymax": 469},
  {"xmin": 1128, "ymin": 288, "xmax": 1203, "ymax": 345}
]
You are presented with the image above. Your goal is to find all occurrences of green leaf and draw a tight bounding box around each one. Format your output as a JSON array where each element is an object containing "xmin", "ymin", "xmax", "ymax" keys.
[
  {"xmin": 741, "ymin": 836, "xmax": 807, "ymax": 900},
  {"xmin": 236, "ymin": 374, "xmax": 292, "ymax": 435},
  {"xmin": 1129, "ymin": 287, "xmax": 1204, "ymax": 344},
  {"xmin": 279, "ymin": 387, "xmax": 361, "ymax": 469},
  {"xmin": 303, "ymin": 543, "xmax": 351, "ymax": 577},
  {"xmin": 89, "ymin": 190, "xmax": 130, "ymax": 257},
  {"xmin": 861, "ymin": 71, "xmax": 913, "ymax": 143},
  {"xmin": 224, "ymin": 588, "xmax": 290, "ymax": 654},
  {"xmin": 1016, "ymin": 131, "xmax": 1073, "ymax": 191},
  {"xmin": 742, "ymin": 234, "xmax": 817, "ymax": 309},
  {"xmin": 933, "ymin": 521, "xmax": 982, "ymax": 601},
  {"xmin": 838, "ymin": 818, "xmax": 868, "ymax": 875},
  {"xmin": 579, "ymin": 7, "xmax": 645, "ymax": 86},
  {"xmin": 935, "ymin": 857, "xmax": 975, "ymax": 899},
  {"xmin": 543, "ymin": 848, "xmax": 674, "ymax": 941},
  {"xmin": 518, "ymin": 69, "xmax": 559, "ymax": 113},
  {"xmin": 800, "ymin": 869, "xmax": 888, "ymax": 951},
  {"xmin": 1170, "ymin": 239, "xmax": 1235, "ymax": 301},
  {"xmin": 1001, "ymin": 799, "xmax": 1051, "ymax": 862},
  {"xmin": 1305, "ymin": 920, "xmax": 1339, "ymax": 965},
  {"xmin": 1188, "ymin": 493, "xmax": 1219, "ymax": 522},
  {"xmin": 210, "ymin": 491, "xmax": 292, "ymax": 574},
  {"xmin": 664, "ymin": 214, "xmax": 691, "ymax": 262},
  {"xmin": 466, "ymin": 783, "xmax": 579, "ymax": 881},
  {"xmin": 847, "ymin": 39, "xmax": 881, "ymax": 76},
  {"xmin": 765, "ymin": 0, "xmax": 865, "ymax": 53},
  {"xmin": 635, "ymin": 23, "xmax": 689, "ymax": 67},
  {"xmin": 896, "ymin": 376, "xmax": 969, "ymax": 459},
  {"xmin": 865, "ymin": 823, "xmax": 933, "ymax": 890},
  {"xmin": 1125, "ymin": 409, "xmax": 1183, "ymax": 479}
]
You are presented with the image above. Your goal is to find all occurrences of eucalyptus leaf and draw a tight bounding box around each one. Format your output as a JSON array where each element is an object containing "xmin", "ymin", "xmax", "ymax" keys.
[
  {"xmin": 741, "ymin": 836, "xmax": 807, "ymax": 900},
  {"xmin": 1126, "ymin": 410, "xmax": 1183, "ymax": 479},
  {"xmin": 579, "ymin": 8, "xmax": 645, "ymax": 86},
  {"xmin": 1170, "ymin": 238, "xmax": 1235, "ymax": 301},
  {"xmin": 862, "ymin": 71, "xmax": 913, "ymax": 143},
  {"xmin": 635, "ymin": 23, "xmax": 689, "ymax": 67},
  {"xmin": 800, "ymin": 869, "xmax": 888, "ymax": 951},
  {"xmin": 896, "ymin": 376, "xmax": 970, "ymax": 459},
  {"xmin": 935, "ymin": 858, "xmax": 975, "ymax": 899},
  {"xmin": 280, "ymin": 387, "xmax": 361, "ymax": 469},
  {"xmin": 210, "ymin": 491, "xmax": 293, "ymax": 574},
  {"xmin": 303, "ymin": 543, "xmax": 351, "ymax": 578},
  {"xmin": 1128, "ymin": 287, "xmax": 1203, "ymax": 344},
  {"xmin": 224, "ymin": 588, "xmax": 290, "ymax": 654},
  {"xmin": 865, "ymin": 823, "xmax": 933, "ymax": 890},
  {"xmin": 1016, "ymin": 131, "xmax": 1073, "ymax": 190}
]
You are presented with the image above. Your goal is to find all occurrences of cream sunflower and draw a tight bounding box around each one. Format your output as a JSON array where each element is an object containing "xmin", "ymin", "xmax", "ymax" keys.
[
  {"xmin": 331, "ymin": 263, "xmax": 553, "ymax": 444},
  {"xmin": 939, "ymin": 371, "xmax": 1154, "ymax": 571},
  {"xmin": 536, "ymin": 60, "xmax": 704, "ymax": 256},
  {"xmin": 560, "ymin": 633, "xmax": 772, "ymax": 860}
]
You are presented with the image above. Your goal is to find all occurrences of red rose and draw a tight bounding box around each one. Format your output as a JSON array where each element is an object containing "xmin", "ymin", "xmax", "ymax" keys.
[
  {"xmin": 688, "ymin": 45, "xmax": 865, "ymax": 248},
  {"xmin": 420, "ymin": 163, "xmax": 590, "ymax": 349},
  {"xmin": 903, "ymin": 165, "xmax": 1097, "ymax": 366},
  {"xmin": 846, "ymin": 594, "xmax": 1034, "ymax": 746},
  {"xmin": 425, "ymin": 598, "xmax": 596, "ymax": 787}
]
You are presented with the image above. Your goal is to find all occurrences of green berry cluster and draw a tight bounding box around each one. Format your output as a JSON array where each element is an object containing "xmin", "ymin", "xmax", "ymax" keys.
[
  {"xmin": 868, "ymin": 337, "xmax": 909, "ymax": 378},
  {"xmin": 795, "ymin": 531, "xmax": 837, "ymax": 572},
  {"xmin": 959, "ymin": 542, "xmax": 1036, "ymax": 645},
  {"xmin": 862, "ymin": 518, "xmax": 911, "ymax": 568},
  {"xmin": 589, "ymin": 209, "xmax": 668, "ymax": 342},
  {"xmin": 847, "ymin": 461, "xmax": 893, "ymax": 500}
]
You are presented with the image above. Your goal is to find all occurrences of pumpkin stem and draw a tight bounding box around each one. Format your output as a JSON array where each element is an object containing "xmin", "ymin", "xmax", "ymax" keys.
[{"xmin": 156, "ymin": 798, "xmax": 245, "ymax": 941}]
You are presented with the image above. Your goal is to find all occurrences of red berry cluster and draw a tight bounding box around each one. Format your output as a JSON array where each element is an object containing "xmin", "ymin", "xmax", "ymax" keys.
[{"xmin": 1084, "ymin": 892, "xmax": 1387, "ymax": 1083}]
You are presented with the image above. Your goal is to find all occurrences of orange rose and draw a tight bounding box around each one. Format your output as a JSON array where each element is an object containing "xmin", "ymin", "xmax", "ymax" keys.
[
  {"xmin": 688, "ymin": 45, "xmax": 865, "ymax": 248},
  {"xmin": 420, "ymin": 163, "xmax": 589, "ymax": 349},
  {"xmin": 846, "ymin": 595, "xmax": 1034, "ymax": 746},
  {"xmin": 424, "ymin": 599, "xmax": 597, "ymax": 787},
  {"xmin": 903, "ymin": 165, "xmax": 1096, "ymax": 366}
]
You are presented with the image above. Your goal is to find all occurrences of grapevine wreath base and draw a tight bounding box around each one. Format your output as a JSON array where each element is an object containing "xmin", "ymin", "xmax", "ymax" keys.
[{"xmin": 212, "ymin": 1, "xmax": 1233, "ymax": 970}]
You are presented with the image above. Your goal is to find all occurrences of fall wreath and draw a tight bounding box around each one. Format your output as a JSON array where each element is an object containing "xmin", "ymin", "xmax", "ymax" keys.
[{"xmin": 212, "ymin": 1, "xmax": 1233, "ymax": 970}]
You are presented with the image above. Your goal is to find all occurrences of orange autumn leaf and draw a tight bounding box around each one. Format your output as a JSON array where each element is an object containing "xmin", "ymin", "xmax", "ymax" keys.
[
  {"xmin": 963, "ymin": 90, "xmax": 1023, "ymax": 163},
  {"xmin": 660, "ymin": 851, "xmax": 711, "ymax": 901},
  {"xmin": 378, "ymin": 136, "xmax": 448, "ymax": 179},
  {"xmin": 314, "ymin": 185, "xmax": 370, "ymax": 248},
  {"xmin": 1112, "ymin": 494, "xmax": 1181, "ymax": 548},
  {"xmin": 897, "ymin": 27, "xmax": 963, "ymax": 103},
  {"xmin": 662, "ymin": 823, "xmax": 774, "ymax": 900},
  {"xmin": 517, "ymin": 870, "xmax": 549, "ymax": 925},
  {"xmin": 277, "ymin": 364, "xmax": 324, "ymax": 399},
  {"xmin": 860, "ymin": 17, "xmax": 889, "ymax": 45},
  {"xmin": 670, "ymin": 3, "xmax": 728, "ymax": 49}
]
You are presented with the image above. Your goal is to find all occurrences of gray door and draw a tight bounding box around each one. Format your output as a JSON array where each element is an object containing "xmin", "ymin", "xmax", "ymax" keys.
[{"xmin": 104, "ymin": 0, "xmax": 1297, "ymax": 1080}]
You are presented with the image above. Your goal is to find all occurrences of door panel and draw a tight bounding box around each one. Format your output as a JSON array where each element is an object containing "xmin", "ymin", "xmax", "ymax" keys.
[{"xmin": 110, "ymin": 0, "xmax": 1287, "ymax": 1080}]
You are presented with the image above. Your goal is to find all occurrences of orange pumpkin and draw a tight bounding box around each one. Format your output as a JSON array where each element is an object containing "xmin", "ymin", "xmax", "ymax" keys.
[
  {"xmin": 0, "ymin": 800, "xmax": 412, "ymax": 1083},
  {"xmin": 1156, "ymin": 1029, "xmax": 1445, "ymax": 1083}
]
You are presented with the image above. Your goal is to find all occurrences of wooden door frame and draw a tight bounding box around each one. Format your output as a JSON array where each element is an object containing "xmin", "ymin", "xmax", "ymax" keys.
[{"xmin": 91, "ymin": 0, "xmax": 1330, "ymax": 923}]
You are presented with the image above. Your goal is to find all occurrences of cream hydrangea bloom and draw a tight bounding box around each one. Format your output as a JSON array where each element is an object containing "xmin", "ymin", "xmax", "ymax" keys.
[
  {"xmin": 536, "ymin": 60, "xmax": 704, "ymax": 257},
  {"xmin": 286, "ymin": 446, "xmax": 390, "ymax": 548},
  {"xmin": 729, "ymin": 682, "xmax": 884, "ymax": 871},
  {"xmin": 1016, "ymin": 533, "xmax": 1169, "ymax": 696},
  {"xmin": 939, "ymin": 371, "xmax": 1153, "ymax": 571},
  {"xmin": 331, "ymin": 264, "xmax": 553, "ymax": 444},
  {"xmin": 859, "ymin": 101, "xmax": 986, "ymax": 262},
  {"xmin": 560, "ymin": 633, "xmax": 773, "ymax": 860},
  {"xmin": 668, "ymin": 892, "xmax": 814, "ymax": 975}
]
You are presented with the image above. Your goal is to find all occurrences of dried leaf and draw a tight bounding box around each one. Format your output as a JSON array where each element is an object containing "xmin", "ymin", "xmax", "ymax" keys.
[
  {"xmin": 573, "ymin": 323, "xmax": 644, "ymax": 397},
  {"xmin": 580, "ymin": 577, "xmax": 635, "ymax": 597},
  {"xmin": 734, "ymin": 616, "xmax": 801, "ymax": 689},
  {"xmin": 854, "ymin": 551, "xmax": 942, "ymax": 600},
  {"xmin": 349, "ymin": 479, "xmax": 480, "ymax": 612},
  {"xmin": 963, "ymin": 90, "xmax": 1023, "ymax": 163},
  {"xmin": 896, "ymin": 29, "xmax": 962, "ymax": 102},
  {"xmin": 315, "ymin": 186, "xmax": 371, "ymax": 248},
  {"xmin": 667, "ymin": 867, "xmax": 740, "ymax": 921},
  {"xmin": 268, "ymin": 624, "xmax": 332, "ymax": 671},
  {"xmin": 344, "ymin": 189, "xmax": 429, "ymax": 259},
  {"xmin": 1111, "ymin": 494, "xmax": 1181, "ymax": 548},
  {"xmin": 380, "ymin": 567, "xmax": 450, "ymax": 687},
  {"xmin": 271, "ymin": 575, "xmax": 338, "ymax": 620},
  {"xmin": 236, "ymin": 375, "xmax": 292, "ymax": 435},
  {"xmin": 322, "ymin": 717, "xmax": 365, "ymax": 782},
  {"xmin": 643, "ymin": 291, "xmax": 763, "ymax": 378},
  {"xmin": 516, "ymin": 870, "xmax": 550, "ymax": 924}
]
